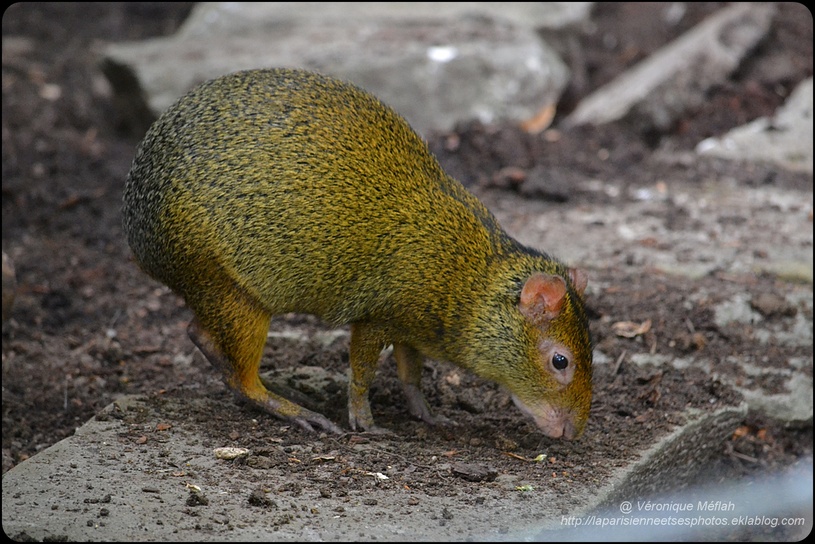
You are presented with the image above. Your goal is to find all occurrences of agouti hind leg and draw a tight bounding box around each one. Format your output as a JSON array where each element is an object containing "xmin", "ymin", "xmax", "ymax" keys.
[
  {"xmin": 394, "ymin": 344, "xmax": 453, "ymax": 426},
  {"xmin": 186, "ymin": 289, "xmax": 341, "ymax": 434}
]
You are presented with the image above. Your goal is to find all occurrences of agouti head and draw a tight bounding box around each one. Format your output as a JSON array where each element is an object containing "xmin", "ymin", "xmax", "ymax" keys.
[
  {"xmin": 466, "ymin": 264, "xmax": 592, "ymax": 440},
  {"xmin": 515, "ymin": 268, "xmax": 592, "ymax": 439}
]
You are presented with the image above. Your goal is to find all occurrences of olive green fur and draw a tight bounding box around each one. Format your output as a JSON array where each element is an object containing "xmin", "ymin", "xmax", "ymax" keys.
[{"xmin": 122, "ymin": 68, "xmax": 592, "ymax": 433}]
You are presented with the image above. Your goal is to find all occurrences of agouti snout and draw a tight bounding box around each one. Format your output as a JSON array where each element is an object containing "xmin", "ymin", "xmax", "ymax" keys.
[{"xmin": 123, "ymin": 68, "xmax": 593, "ymax": 439}]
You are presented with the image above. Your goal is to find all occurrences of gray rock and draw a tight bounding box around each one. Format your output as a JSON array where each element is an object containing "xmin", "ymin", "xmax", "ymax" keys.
[
  {"xmin": 738, "ymin": 372, "xmax": 813, "ymax": 426},
  {"xmin": 175, "ymin": 2, "xmax": 594, "ymax": 34},
  {"xmin": 101, "ymin": 2, "xmax": 579, "ymax": 136},
  {"xmin": 597, "ymin": 405, "xmax": 748, "ymax": 507},
  {"xmin": 697, "ymin": 78, "xmax": 814, "ymax": 175},
  {"xmin": 0, "ymin": 396, "xmax": 751, "ymax": 542},
  {"xmin": 563, "ymin": 3, "xmax": 775, "ymax": 132}
]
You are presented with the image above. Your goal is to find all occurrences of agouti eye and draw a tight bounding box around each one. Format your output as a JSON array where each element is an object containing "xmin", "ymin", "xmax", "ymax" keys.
[{"xmin": 552, "ymin": 353, "xmax": 569, "ymax": 371}]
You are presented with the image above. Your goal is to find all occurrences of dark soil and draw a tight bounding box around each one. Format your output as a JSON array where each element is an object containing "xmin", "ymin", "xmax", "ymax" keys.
[{"xmin": 2, "ymin": 3, "xmax": 813, "ymax": 540}]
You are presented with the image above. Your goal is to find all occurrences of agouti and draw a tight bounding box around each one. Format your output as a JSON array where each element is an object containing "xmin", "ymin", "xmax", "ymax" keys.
[{"xmin": 123, "ymin": 68, "xmax": 593, "ymax": 439}]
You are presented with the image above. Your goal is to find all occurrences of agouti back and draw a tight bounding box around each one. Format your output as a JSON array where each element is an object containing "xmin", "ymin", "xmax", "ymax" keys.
[{"xmin": 123, "ymin": 68, "xmax": 592, "ymax": 439}]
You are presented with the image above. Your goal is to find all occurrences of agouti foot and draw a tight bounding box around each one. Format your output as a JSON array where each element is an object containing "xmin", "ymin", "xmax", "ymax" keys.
[
  {"xmin": 348, "ymin": 414, "xmax": 389, "ymax": 435},
  {"xmin": 288, "ymin": 409, "xmax": 343, "ymax": 434},
  {"xmin": 360, "ymin": 425, "xmax": 394, "ymax": 435},
  {"xmin": 403, "ymin": 384, "xmax": 455, "ymax": 426}
]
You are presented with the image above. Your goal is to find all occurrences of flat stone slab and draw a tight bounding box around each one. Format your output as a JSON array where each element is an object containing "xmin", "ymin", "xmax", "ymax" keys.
[{"xmin": 1, "ymin": 394, "xmax": 761, "ymax": 541}]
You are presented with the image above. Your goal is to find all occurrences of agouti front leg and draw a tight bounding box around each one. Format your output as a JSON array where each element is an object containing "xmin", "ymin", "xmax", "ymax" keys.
[
  {"xmin": 186, "ymin": 291, "xmax": 341, "ymax": 434},
  {"xmin": 395, "ymin": 344, "xmax": 453, "ymax": 426},
  {"xmin": 348, "ymin": 323, "xmax": 391, "ymax": 433},
  {"xmin": 347, "ymin": 330, "xmax": 452, "ymax": 431}
]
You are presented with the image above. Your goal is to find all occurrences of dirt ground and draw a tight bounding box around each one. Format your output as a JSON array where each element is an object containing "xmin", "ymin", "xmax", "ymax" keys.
[{"xmin": 2, "ymin": 2, "xmax": 813, "ymax": 541}]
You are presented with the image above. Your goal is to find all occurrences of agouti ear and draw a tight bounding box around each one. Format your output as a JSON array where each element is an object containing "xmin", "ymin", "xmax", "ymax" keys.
[
  {"xmin": 568, "ymin": 268, "xmax": 588, "ymax": 297},
  {"xmin": 519, "ymin": 273, "xmax": 567, "ymax": 325}
]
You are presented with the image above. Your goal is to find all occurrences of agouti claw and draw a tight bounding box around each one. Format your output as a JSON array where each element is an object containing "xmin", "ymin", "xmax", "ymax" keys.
[
  {"xmin": 423, "ymin": 413, "xmax": 457, "ymax": 427},
  {"xmin": 287, "ymin": 408, "xmax": 343, "ymax": 434},
  {"xmin": 347, "ymin": 412, "xmax": 394, "ymax": 435}
]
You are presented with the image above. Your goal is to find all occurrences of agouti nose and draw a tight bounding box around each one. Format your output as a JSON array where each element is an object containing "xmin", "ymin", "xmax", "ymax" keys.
[
  {"xmin": 544, "ymin": 418, "xmax": 577, "ymax": 439},
  {"xmin": 512, "ymin": 396, "xmax": 585, "ymax": 439},
  {"xmin": 561, "ymin": 420, "xmax": 578, "ymax": 440}
]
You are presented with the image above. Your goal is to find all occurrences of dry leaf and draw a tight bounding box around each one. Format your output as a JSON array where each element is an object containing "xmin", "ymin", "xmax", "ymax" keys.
[
  {"xmin": 732, "ymin": 425, "xmax": 750, "ymax": 440},
  {"xmin": 520, "ymin": 103, "xmax": 557, "ymax": 134},
  {"xmin": 612, "ymin": 319, "xmax": 652, "ymax": 338}
]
